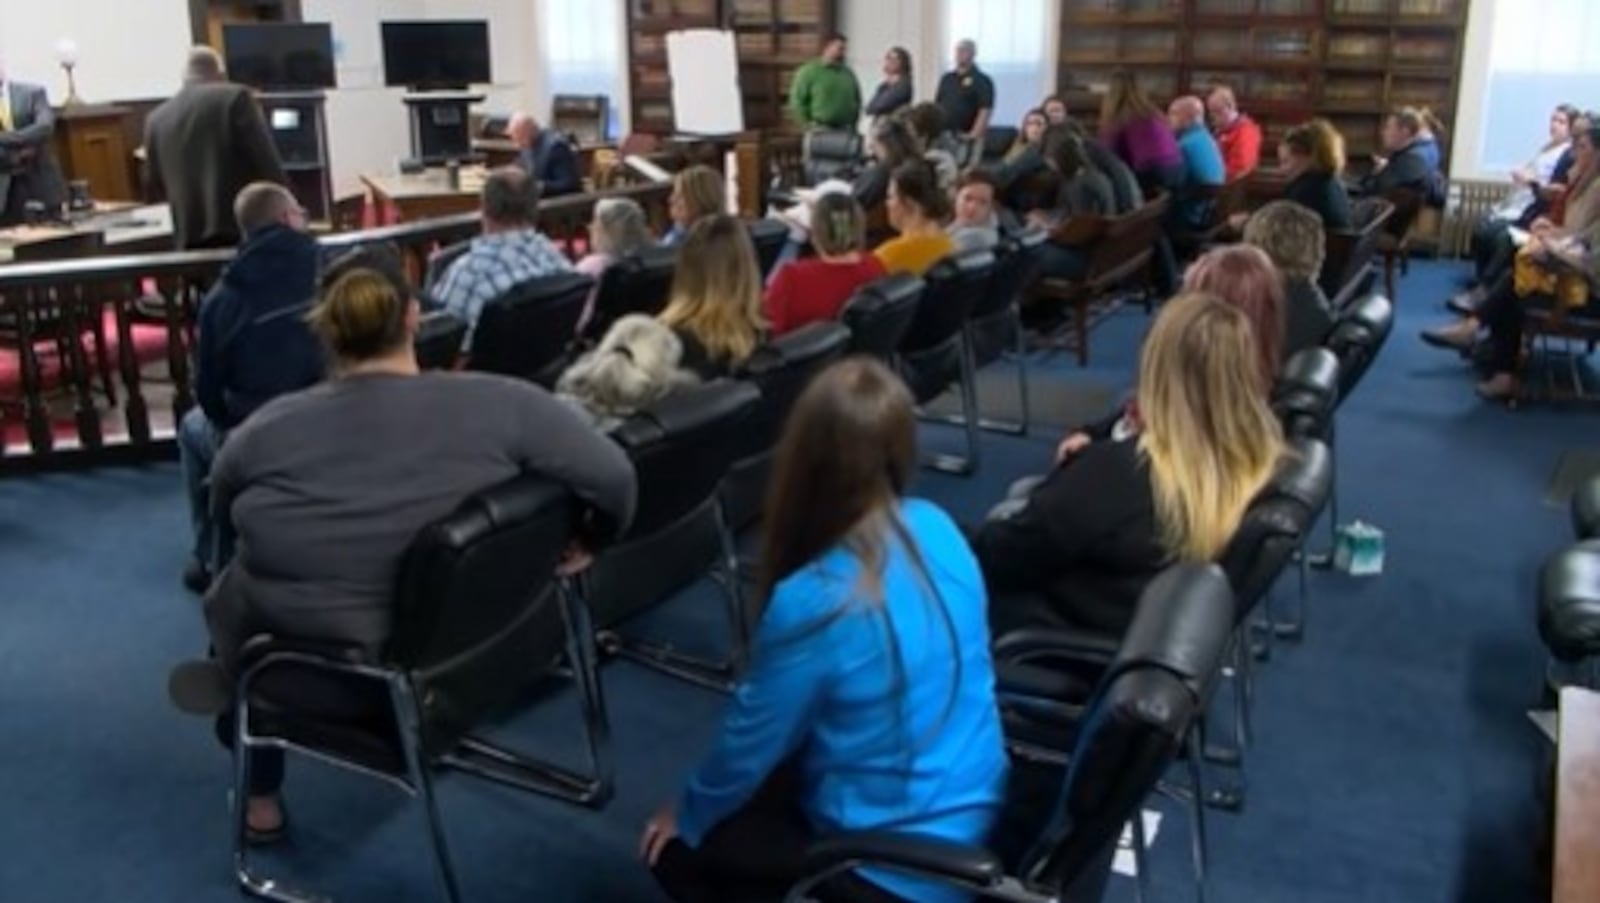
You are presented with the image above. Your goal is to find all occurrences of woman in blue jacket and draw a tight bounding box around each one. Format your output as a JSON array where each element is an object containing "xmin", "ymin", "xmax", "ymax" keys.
[{"xmin": 640, "ymin": 357, "xmax": 1009, "ymax": 903}]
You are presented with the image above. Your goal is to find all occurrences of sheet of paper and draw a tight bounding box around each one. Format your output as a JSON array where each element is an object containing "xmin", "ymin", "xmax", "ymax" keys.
[{"xmin": 665, "ymin": 29, "xmax": 744, "ymax": 137}]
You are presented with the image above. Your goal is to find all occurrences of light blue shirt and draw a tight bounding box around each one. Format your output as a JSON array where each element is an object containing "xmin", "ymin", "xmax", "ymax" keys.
[
  {"xmin": 432, "ymin": 229, "xmax": 573, "ymax": 347},
  {"xmin": 677, "ymin": 498, "xmax": 1008, "ymax": 902},
  {"xmin": 1176, "ymin": 123, "xmax": 1226, "ymax": 227}
]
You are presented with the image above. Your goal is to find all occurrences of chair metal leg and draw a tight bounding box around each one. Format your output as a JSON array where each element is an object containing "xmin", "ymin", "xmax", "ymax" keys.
[
  {"xmin": 1206, "ymin": 632, "xmax": 1252, "ymax": 766},
  {"xmin": 1130, "ymin": 811, "xmax": 1151, "ymax": 903},
  {"xmin": 1193, "ymin": 720, "xmax": 1244, "ymax": 813},
  {"xmin": 1184, "ymin": 733, "xmax": 1211, "ymax": 903},
  {"xmin": 1270, "ymin": 548, "xmax": 1311, "ymax": 641},
  {"xmin": 934, "ymin": 315, "xmax": 1033, "ymax": 436},
  {"xmin": 392, "ymin": 680, "xmax": 465, "ymax": 903},
  {"xmin": 923, "ymin": 331, "xmax": 981, "ymax": 476},
  {"xmin": 1308, "ymin": 422, "xmax": 1340, "ymax": 570}
]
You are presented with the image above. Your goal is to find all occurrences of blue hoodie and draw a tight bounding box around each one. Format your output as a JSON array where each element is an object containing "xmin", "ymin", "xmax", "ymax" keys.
[{"xmin": 194, "ymin": 225, "xmax": 325, "ymax": 429}]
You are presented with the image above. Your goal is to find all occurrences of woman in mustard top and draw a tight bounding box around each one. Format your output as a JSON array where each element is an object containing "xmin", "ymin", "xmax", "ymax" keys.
[{"xmin": 874, "ymin": 162, "xmax": 957, "ymax": 276}]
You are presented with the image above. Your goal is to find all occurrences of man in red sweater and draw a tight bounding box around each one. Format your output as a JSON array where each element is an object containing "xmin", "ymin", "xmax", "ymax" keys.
[{"xmin": 1206, "ymin": 86, "xmax": 1263, "ymax": 181}]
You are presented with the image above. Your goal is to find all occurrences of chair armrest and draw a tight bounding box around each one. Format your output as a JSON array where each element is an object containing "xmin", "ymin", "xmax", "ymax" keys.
[
  {"xmin": 1050, "ymin": 216, "xmax": 1105, "ymax": 247},
  {"xmin": 803, "ymin": 832, "xmax": 1004, "ymax": 888},
  {"xmin": 237, "ymin": 634, "xmax": 369, "ymax": 675},
  {"xmin": 993, "ymin": 627, "xmax": 1120, "ymax": 667}
]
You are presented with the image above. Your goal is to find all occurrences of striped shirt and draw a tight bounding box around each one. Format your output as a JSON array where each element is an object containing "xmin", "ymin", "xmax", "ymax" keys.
[{"xmin": 433, "ymin": 229, "xmax": 574, "ymax": 347}]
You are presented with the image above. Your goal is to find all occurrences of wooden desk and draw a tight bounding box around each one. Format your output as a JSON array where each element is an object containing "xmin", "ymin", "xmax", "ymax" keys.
[
  {"xmin": 52, "ymin": 104, "xmax": 135, "ymax": 201},
  {"xmin": 0, "ymin": 204, "xmax": 172, "ymax": 263},
  {"xmin": 469, "ymin": 139, "xmax": 615, "ymax": 181},
  {"xmin": 360, "ymin": 170, "xmax": 485, "ymax": 227},
  {"xmin": 1557, "ymin": 686, "xmax": 1600, "ymax": 903}
]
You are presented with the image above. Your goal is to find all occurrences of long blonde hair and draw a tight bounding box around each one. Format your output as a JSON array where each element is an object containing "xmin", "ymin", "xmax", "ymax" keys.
[
  {"xmin": 1137, "ymin": 293, "xmax": 1285, "ymax": 563},
  {"xmin": 659, "ymin": 214, "xmax": 766, "ymax": 365}
]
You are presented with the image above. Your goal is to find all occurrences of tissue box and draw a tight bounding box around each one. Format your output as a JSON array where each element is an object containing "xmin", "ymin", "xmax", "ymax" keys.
[{"xmin": 1333, "ymin": 521, "xmax": 1384, "ymax": 576}]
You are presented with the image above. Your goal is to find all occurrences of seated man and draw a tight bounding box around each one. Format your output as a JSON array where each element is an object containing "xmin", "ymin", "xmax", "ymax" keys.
[
  {"xmin": 178, "ymin": 182, "xmax": 324, "ymax": 593},
  {"xmin": 431, "ymin": 166, "xmax": 574, "ymax": 347},
  {"xmin": 1168, "ymin": 95, "xmax": 1226, "ymax": 228},
  {"xmin": 509, "ymin": 112, "xmax": 581, "ymax": 197},
  {"xmin": 0, "ymin": 58, "xmax": 66, "ymax": 224},
  {"xmin": 170, "ymin": 247, "xmax": 637, "ymax": 841}
]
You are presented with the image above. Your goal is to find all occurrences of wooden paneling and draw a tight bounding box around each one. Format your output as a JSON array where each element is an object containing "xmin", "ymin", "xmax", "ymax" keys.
[{"xmin": 52, "ymin": 106, "xmax": 135, "ymax": 202}]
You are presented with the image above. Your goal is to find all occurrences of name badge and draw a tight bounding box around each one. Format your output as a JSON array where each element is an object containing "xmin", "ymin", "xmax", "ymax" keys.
[{"xmin": 962, "ymin": 77, "xmax": 973, "ymax": 88}]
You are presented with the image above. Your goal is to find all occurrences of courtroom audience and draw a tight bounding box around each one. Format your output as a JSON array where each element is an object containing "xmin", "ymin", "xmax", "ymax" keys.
[
  {"xmin": 168, "ymin": 249, "xmax": 636, "ymax": 843},
  {"xmin": 178, "ymin": 182, "xmax": 324, "ymax": 594},
  {"xmin": 1277, "ymin": 119, "xmax": 1352, "ymax": 229},
  {"xmin": 901, "ymin": 101, "xmax": 961, "ymax": 193},
  {"xmin": 974, "ymin": 293, "xmax": 1285, "ymax": 639},
  {"xmin": 1168, "ymin": 95, "xmax": 1226, "ymax": 228},
  {"xmin": 1360, "ymin": 108, "xmax": 1442, "ymax": 202},
  {"xmin": 1244, "ymin": 200, "xmax": 1337, "ymax": 357},
  {"xmin": 1099, "ymin": 70, "xmax": 1185, "ymax": 196},
  {"xmin": 1028, "ymin": 126, "xmax": 1117, "ymax": 281},
  {"xmin": 144, "ymin": 46, "xmax": 285, "ymax": 249},
  {"xmin": 763, "ymin": 193, "xmax": 884, "ymax": 335},
  {"xmin": 663, "ymin": 165, "xmax": 727, "ymax": 247},
  {"xmin": 659, "ymin": 214, "xmax": 767, "ymax": 378},
  {"xmin": 431, "ymin": 166, "xmax": 574, "ymax": 348},
  {"xmin": 947, "ymin": 168, "xmax": 1003, "ymax": 252},
  {"xmin": 575, "ymin": 197, "xmax": 654, "ymax": 333},
  {"xmin": 557, "ymin": 314, "xmax": 701, "ymax": 431},
  {"xmin": 1042, "ymin": 95, "xmax": 1071, "ymax": 127},
  {"xmin": 1183, "ymin": 244, "xmax": 1287, "ymax": 386},
  {"xmin": 874, "ymin": 162, "xmax": 957, "ymax": 277},
  {"xmin": 509, "ymin": 112, "xmax": 582, "ymax": 197},
  {"xmin": 864, "ymin": 45, "xmax": 914, "ymax": 123},
  {"xmin": 1206, "ymin": 85, "xmax": 1264, "ymax": 180},
  {"xmin": 851, "ymin": 116, "xmax": 922, "ymax": 209},
  {"xmin": 1005, "ymin": 108, "xmax": 1049, "ymax": 164},
  {"xmin": 644, "ymin": 357, "xmax": 1007, "ymax": 903}
]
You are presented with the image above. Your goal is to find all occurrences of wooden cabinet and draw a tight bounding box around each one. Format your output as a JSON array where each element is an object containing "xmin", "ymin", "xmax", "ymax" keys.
[{"xmin": 52, "ymin": 104, "xmax": 135, "ymax": 202}]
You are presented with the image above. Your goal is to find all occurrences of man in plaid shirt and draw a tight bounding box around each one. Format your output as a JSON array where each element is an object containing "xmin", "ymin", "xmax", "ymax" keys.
[{"xmin": 432, "ymin": 167, "xmax": 574, "ymax": 347}]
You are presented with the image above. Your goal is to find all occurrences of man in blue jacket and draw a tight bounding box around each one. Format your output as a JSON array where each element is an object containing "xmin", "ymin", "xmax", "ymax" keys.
[
  {"xmin": 178, "ymin": 182, "xmax": 325, "ymax": 593},
  {"xmin": 509, "ymin": 113, "xmax": 581, "ymax": 197}
]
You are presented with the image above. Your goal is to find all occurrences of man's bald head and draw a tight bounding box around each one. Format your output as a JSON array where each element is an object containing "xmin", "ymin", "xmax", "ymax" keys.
[
  {"xmin": 507, "ymin": 113, "xmax": 540, "ymax": 148},
  {"xmin": 185, "ymin": 46, "xmax": 226, "ymax": 84},
  {"xmin": 1169, "ymin": 96, "xmax": 1204, "ymax": 131}
]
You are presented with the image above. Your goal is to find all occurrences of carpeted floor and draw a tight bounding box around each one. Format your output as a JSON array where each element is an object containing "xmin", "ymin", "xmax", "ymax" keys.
[{"xmin": 0, "ymin": 260, "xmax": 1576, "ymax": 902}]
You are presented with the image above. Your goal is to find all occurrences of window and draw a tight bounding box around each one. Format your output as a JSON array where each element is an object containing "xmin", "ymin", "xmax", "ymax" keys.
[
  {"xmin": 1474, "ymin": 0, "xmax": 1600, "ymax": 174},
  {"xmin": 537, "ymin": 0, "xmax": 627, "ymax": 137},
  {"xmin": 941, "ymin": 0, "xmax": 1054, "ymax": 129}
]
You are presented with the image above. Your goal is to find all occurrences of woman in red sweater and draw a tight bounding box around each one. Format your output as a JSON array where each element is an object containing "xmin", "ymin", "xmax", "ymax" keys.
[{"xmin": 763, "ymin": 194, "xmax": 886, "ymax": 336}]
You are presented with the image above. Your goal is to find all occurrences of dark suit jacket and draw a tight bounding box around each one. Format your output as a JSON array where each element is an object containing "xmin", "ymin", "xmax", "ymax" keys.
[
  {"xmin": 518, "ymin": 131, "xmax": 581, "ymax": 197},
  {"xmin": 0, "ymin": 81, "xmax": 65, "ymax": 215},
  {"xmin": 1284, "ymin": 169, "xmax": 1352, "ymax": 229},
  {"xmin": 144, "ymin": 82, "xmax": 285, "ymax": 249}
]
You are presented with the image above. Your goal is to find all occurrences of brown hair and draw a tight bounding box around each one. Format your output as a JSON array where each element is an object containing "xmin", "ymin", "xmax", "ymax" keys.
[
  {"xmin": 901, "ymin": 101, "xmax": 948, "ymax": 144},
  {"xmin": 811, "ymin": 193, "xmax": 867, "ymax": 257},
  {"xmin": 307, "ymin": 268, "xmax": 412, "ymax": 363},
  {"xmin": 1182, "ymin": 244, "xmax": 1286, "ymax": 388},
  {"xmin": 888, "ymin": 161, "xmax": 950, "ymax": 222},
  {"xmin": 870, "ymin": 117, "xmax": 924, "ymax": 169},
  {"xmin": 1283, "ymin": 119, "xmax": 1346, "ymax": 175},
  {"xmin": 659, "ymin": 214, "xmax": 765, "ymax": 365},
  {"xmin": 1101, "ymin": 70, "xmax": 1160, "ymax": 128},
  {"xmin": 672, "ymin": 165, "xmax": 726, "ymax": 223},
  {"xmin": 1244, "ymin": 200, "xmax": 1327, "ymax": 283}
]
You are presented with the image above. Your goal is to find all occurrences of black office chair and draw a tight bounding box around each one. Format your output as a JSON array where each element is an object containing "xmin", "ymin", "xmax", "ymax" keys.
[
  {"xmin": 982, "ymin": 126, "xmax": 1019, "ymax": 164},
  {"xmin": 585, "ymin": 247, "xmax": 677, "ymax": 342},
  {"xmin": 840, "ymin": 274, "xmax": 923, "ymax": 362},
  {"xmin": 747, "ymin": 218, "xmax": 790, "ymax": 279},
  {"xmin": 947, "ymin": 229, "xmax": 1048, "ymax": 436},
  {"xmin": 722, "ymin": 322, "xmax": 853, "ymax": 532},
  {"xmin": 795, "ymin": 563, "xmax": 1235, "ymax": 903},
  {"xmin": 415, "ymin": 311, "xmax": 468, "ymax": 371},
  {"xmin": 586, "ymin": 379, "xmax": 762, "ymax": 689},
  {"xmin": 802, "ymin": 129, "xmax": 864, "ymax": 185},
  {"xmin": 230, "ymin": 476, "xmax": 612, "ymax": 903},
  {"xmin": 899, "ymin": 249, "xmax": 996, "ymax": 475},
  {"xmin": 466, "ymin": 272, "xmax": 594, "ymax": 387},
  {"xmin": 1573, "ymin": 475, "xmax": 1600, "ymax": 542}
]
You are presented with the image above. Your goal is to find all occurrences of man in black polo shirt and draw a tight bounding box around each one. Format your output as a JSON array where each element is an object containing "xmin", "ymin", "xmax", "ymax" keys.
[{"xmin": 934, "ymin": 39, "xmax": 995, "ymax": 140}]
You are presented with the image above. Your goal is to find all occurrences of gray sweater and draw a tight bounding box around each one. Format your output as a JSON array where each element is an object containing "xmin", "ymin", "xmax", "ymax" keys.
[{"xmin": 206, "ymin": 370, "xmax": 637, "ymax": 661}]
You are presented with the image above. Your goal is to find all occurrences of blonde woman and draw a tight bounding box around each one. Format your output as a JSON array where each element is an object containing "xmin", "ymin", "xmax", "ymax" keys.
[
  {"xmin": 659, "ymin": 214, "xmax": 767, "ymax": 377},
  {"xmin": 663, "ymin": 165, "xmax": 726, "ymax": 247},
  {"xmin": 1244, "ymin": 200, "xmax": 1336, "ymax": 356},
  {"xmin": 976, "ymin": 292, "xmax": 1285, "ymax": 637},
  {"xmin": 558, "ymin": 314, "xmax": 701, "ymax": 430}
]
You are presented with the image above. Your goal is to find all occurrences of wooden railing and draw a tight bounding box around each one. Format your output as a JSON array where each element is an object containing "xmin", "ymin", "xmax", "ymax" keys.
[{"xmin": 0, "ymin": 181, "xmax": 672, "ymax": 472}]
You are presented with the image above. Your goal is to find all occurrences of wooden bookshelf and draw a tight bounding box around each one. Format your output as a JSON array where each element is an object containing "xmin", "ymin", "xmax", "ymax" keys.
[
  {"xmin": 626, "ymin": 0, "xmax": 838, "ymax": 134},
  {"xmin": 1057, "ymin": 0, "xmax": 1465, "ymax": 168}
]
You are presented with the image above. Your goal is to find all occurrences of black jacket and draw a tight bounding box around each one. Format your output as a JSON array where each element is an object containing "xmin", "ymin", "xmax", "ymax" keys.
[
  {"xmin": 1284, "ymin": 170, "xmax": 1352, "ymax": 229},
  {"xmin": 1284, "ymin": 276, "xmax": 1335, "ymax": 359},
  {"xmin": 194, "ymin": 225, "xmax": 325, "ymax": 429},
  {"xmin": 144, "ymin": 82, "xmax": 286, "ymax": 249},
  {"xmin": 974, "ymin": 437, "xmax": 1167, "ymax": 638},
  {"xmin": 518, "ymin": 131, "xmax": 582, "ymax": 197}
]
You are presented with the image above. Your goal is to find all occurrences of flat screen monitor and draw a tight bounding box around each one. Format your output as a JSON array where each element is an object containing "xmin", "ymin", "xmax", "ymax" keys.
[
  {"xmin": 223, "ymin": 23, "xmax": 337, "ymax": 91},
  {"xmin": 381, "ymin": 21, "xmax": 491, "ymax": 89}
]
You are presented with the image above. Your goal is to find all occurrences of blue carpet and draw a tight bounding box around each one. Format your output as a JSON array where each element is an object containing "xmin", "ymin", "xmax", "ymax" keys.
[{"xmin": 0, "ymin": 260, "xmax": 1572, "ymax": 902}]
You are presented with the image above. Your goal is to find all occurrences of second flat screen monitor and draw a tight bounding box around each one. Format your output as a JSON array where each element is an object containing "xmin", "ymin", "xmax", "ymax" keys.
[{"xmin": 381, "ymin": 20, "xmax": 492, "ymax": 90}]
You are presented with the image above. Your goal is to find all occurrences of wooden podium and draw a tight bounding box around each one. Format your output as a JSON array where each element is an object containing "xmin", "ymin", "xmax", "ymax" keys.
[{"xmin": 51, "ymin": 104, "xmax": 134, "ymax": 202}]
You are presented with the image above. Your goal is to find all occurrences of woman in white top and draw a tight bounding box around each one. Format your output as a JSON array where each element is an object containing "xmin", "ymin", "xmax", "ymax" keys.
[{"xmin": 1492, "ymin": 104, "xmax": 1579, "ymax": 221}]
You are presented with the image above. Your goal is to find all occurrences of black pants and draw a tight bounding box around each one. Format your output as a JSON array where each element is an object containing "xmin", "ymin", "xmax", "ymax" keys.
[
  {"xmin": 1472, "ymin": 221, "xmax": 1518, "ymax": 286},
  {"xmin": 1138, "ymin": 163, "xmax": 1187, "ymax": 297},
  {"xmin": 651, "ymin": 766, "xmax": 910, "ymax": 903},
  {"xmin": 1479, "ymin": 272, "xmax": 1529, "ymax": 375}
]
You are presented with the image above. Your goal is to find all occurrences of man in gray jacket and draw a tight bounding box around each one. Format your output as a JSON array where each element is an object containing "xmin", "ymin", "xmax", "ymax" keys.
[{"xmin": 0, "ymin": 59, "xmax": 65, "ymax": 224}]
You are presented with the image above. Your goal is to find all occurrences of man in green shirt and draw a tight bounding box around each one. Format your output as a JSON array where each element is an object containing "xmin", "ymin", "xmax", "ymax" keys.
[{"xmin": 788, "ymin": 33, "xmax": 862, "ymax": 131}]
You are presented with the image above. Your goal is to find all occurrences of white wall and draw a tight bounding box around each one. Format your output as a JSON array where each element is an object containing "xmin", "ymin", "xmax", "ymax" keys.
[
  {"xmin": 1450, "ymin": 0, "xmax": 1498, "ymax": 180},
  {"xmin": 0, "ymin": 0, "xmax": 192, "ymax": 102}
]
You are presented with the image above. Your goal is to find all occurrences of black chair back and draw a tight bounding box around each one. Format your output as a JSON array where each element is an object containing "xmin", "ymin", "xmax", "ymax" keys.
[
  {"xmin": 467, "ymin": 272, "xmax": 594, "ymax": 387},
  {"xmin": 1271, "ymin": 347, "xmax": 1341, "ymax": 441},
  {"xmin": 982, "ymin": 127, "xmax": 1019, "ymax": 163},
  {"xmin": 424, "ymin": 240, "xmax": 472, "ymax": 295},
  {"xmin": 1324, "ymin": 293, "xmax": 1394, "ymax": 402},
  {"xmin": 387, "ymin": 477, "xmax": 577, "ymax": 754},
  {"xmin": 803, "ymin": 129, "xmax": 864, "ymax": 185},
  {"xmin": 587, "ymin": 379, "xmax": 761, "ymax": 627},
  {"xmin": 969, "ymin": 230, "xmax": 1047, "ymax": 365},
  {"xmin": 1320, "ymin": 200, "xmax": 1393, "ymax": 304},
  {"xmin": 1025, "ymin": 562, "xmax": 1235, "ymax": 899},
  {"xmin": 1217, "ymin": 437, "xmax": 1334, "ymax": 620},
  {"xmin": 840, "ymin": 273, "xmax": 924, "ymax": 361},
  {"xmin": 898, "ymin": 250, "xmax": 995, "ymax": 402},
  {"xmin": 415, "ymin": 311, "xmax": 467, "ymax": 371},
  {"xmin": 747, "ymin": 218, "xmax": 790, "ymax": 278},
  {"xmin": 586, "ymin": 247, "xmax": 677, "ymax": 341},
  {"xmin": 722, "ymin": 321, "xmax": 853, "ymax": 529}
]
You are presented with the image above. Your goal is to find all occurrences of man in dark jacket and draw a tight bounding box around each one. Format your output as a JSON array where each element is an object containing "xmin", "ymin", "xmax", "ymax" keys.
[
  {"xmin": 144, "ymin": 47, "xmax": 285, "ymax": 249},
  {"xmin": 509, "ymin": 112, "xmax": 581, "ymax": 197},
  {"xmin": 178, "ymin": 182, "xmax": 324, "ymax": 592}
]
